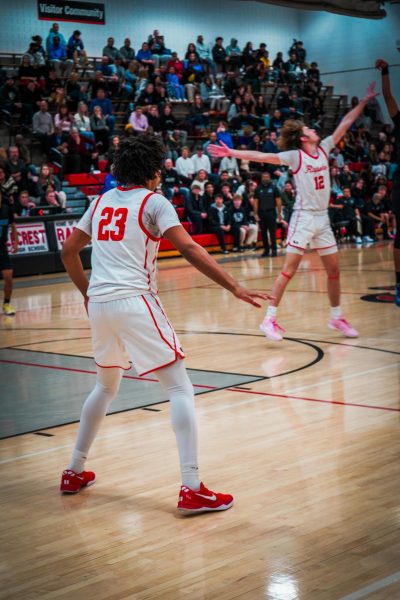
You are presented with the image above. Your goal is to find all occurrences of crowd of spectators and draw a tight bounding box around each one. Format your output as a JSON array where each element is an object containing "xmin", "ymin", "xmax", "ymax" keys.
[{"xmin": 0, "ymin": 23, "xmax": 397, "ymax": 250}]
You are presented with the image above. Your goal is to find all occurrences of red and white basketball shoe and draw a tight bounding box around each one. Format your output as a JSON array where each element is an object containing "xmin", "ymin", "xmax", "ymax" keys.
[
  {"xmin": 60, "ymin": 469, "xmax": 96, "ymax": 493},
  {"xmin": 177, "ymin": 482, "xmax": 234, "ymax": 513}
]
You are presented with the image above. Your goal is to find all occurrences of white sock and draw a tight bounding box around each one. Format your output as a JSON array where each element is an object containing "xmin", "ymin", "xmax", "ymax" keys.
[
  {"xmin": 67, "ymin": 367, "xmax": 122, "ymax": 472},
  {"xmin": 156, "ymin": 359, "xmax": 201, "ymax": 491},
  {"xmin": 330, "ymin": 306, "xmax": 342, "ymax": 319},
  {"xmin": 69, "ymin": 450, "xmax": 88, "ymax": 474},
  {"xmin": 267, "ymin": 305, "xmax": 278, "ymax": 318}
]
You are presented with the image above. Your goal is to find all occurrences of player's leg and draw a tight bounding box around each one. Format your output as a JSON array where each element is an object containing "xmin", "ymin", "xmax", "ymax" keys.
[
  {"xmin": 2, "ymin": 267, "xmax": 15, "ymax": 315},
  {"xmin": 260, "ymin": 251, "xmax": 303, "ymax": 341},
  {"xmin": 60, "ymin": 366, "xmax": 123, "ymax": 493},
  {"xmin": 156, "ymin": 358, "xmax": 233, "ymax": 513},
  {"xmin": 320, "ymin": 251, "xmax": 358, "ymax": 337}
]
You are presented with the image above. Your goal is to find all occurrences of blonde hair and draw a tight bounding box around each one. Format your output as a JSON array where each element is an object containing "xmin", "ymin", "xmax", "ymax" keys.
[{"xmin": 278, "ymin": 119, "xmax": 305, "ymax": 151}]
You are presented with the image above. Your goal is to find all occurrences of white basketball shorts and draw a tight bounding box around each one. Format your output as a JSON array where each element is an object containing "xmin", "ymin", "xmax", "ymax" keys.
[
  {"xmin": 286, "ymin": 210, "xmax": 337, "ymax": 256},
  {"xmin": 88, "ymin": 294, "xmax": 185, "ymax": 376}
]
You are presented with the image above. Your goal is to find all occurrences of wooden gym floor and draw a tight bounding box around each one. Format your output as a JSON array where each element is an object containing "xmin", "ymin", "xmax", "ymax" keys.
[{"xmin": 0, "ymin": 242, "xmax": 399, "ymax": 600}]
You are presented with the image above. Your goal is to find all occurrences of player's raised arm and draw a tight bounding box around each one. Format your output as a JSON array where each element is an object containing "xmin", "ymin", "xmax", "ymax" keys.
[
  {"xmin": 331, "ymin": 82, "xmax": 379, "ymax": 146},
  {"xmin": 376, "ymin": 59, "xmax": 399, "ymax": 118},
  {"xmin": 208, "ymin": 141, "xmax": 282, "ymax": 165}
]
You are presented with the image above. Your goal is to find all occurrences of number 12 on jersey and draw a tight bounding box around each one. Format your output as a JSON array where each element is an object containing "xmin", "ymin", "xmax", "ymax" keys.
[
  {"xmin": 97, "ymin": 207, "xmax": 128, "ymax": 241},
  {"xmin": 314, "ymin": 175, "xmax": 325, "ymax": 190}
]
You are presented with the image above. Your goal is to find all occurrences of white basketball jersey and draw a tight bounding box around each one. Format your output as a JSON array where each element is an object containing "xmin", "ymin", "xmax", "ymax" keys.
[
  {"xmin": 77, "ymin": 185, "xmax": 181, "ymax": 302},
  {"xmin": 279, "ymin": 135, "xmax": 335, "ymax": 211}
]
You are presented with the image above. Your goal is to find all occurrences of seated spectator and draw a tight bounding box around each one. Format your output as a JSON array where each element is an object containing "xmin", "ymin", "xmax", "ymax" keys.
[
  {"xmin": 339, "ymin": 164, "xmax": 355, "ymax": 189},
  {"xmin": 367, "ymin": 192, "xmax": 390, "ymax": 239},
  {"xmin": 150, "ymin": 35, "xmax": 172, "ymax": 66},
  {"xmin": 229, "ymin": 194, "xmax": 257, "ymax": 251},
  {"xmin": 0, "ymin": 166, "xmax": 18, "ymax": 205},
  {"xmin": 14, "ymin": 190, "xmax": 36, "ymax": 217},
  {"xmin": 183, "ymin": 53, "xmax": 203, "ymax": 102},
  {"xmin": 18, "ymin": 54, "xmax": 39, "ymax": 84},
  {"xmin": 166, "ymin": 53, "xmax": 185, "ymax": 81},
  {"xmin": 102, "ymin": 37, "xmax": 120, "ymax": 71},
  {"xmin": 216, "ymin": 121, "xmax": 234, "ymax": 148},
  {"xmin": 185, "ymin": 184, "xmax": 208, "ymax": 233},
  {"xmin": 271, "ymin": 51, "xmax": 285, "ymax": 83},
  {"xmin": 106, "ymin": 135, "xmax": 120, "ymax": 170},
  {"xmin": 208, "ymin": 194, "xmax": 230, "ymax": 253},
  {"xmin": 188, "ymin": 94, "xmax": 209, "ymax": 129},
  {"xmin": 220, "ymin": 182, "xmax": 234, "ymax": 205},
  {"xmin": 160, "ymin": 103, "xmax": 179, "ymax": 133},
  {"xmin": 40, "ymin": 186, "xmax": 64, "ymax": 212},
  {"xmin": 147, "ymin": 104, "xmax": 162, "ymax": 132},
  {"xmin": 176, "ymin": 147, "xmax": 195, "ymax": 186},
  {"xmin": 212, "ymin": 37, "xmax": 228, "ymax": 73},
  {"xmin": 307, "ymin": 61, "xmax": 320, "ymax": 82},
  {"xmin": 200, "ymin": 76, "xmax": 229, "ymax": 112},
  {"xmin": 90, "ymin": 105, "xmax": 110, "ymax": 151},
  {"xmin": 165, "ymin": 129, "xmax": 185, "ymax": 162},
  {"xmin": 119, "ymin": 38, "xmax": 135, "ymax": 67},
  {"xmin": 15, "ymin": 135, "xmax": 31, "ymax": 166},
  {"xmin": 5, "ymin": 147, "xmax": 27, "ymax": 187},
  {"xmin": 29, "ymin": 163, "xmax": 64, "ymax": 202},
  {"xmin": 284, "ymin": 52, "xmax": 298, "ymax": 83},
  {"xmin": 67, "ymin": 30, "xmax": 87, "ymax": 66},
  {"xmin": 23, "ymin": 41, "xmax": 47, "ymax": 78},
  {"xmin": 46, "ymin": 23, "xmax": 67, "ymax": 53},
  {"xmin": 137, "ymin": 82, "xmax": 162, "ymax": 108},
  {"xmin": 66, "ymin": 71, "xmax": 86, "ymax": 110},
  {"xmin": 48, "ymin": 36, "xmax": 73, "ymax": 79},
  {"xmin": 166, "ymin": 67, "xmax": 185, "ymax": 101},
  {"xmin": 191, "ymin": 147, "xmax": 211, "ymax": 176},
  {"xmin": 128, "ymin": 106, "xmax": 149, "ymax": 132},
  {"xmin": 341, "ymin": 187, "xmax": 360, "ymax": 241},
  {"xmin": 137, "ymin": 42, "xmax": 156, "ymax": 71},
  {"xmin": 227, "ymin": 96, "xmax": 243, "ymax": 124},
  {"xmin": 225, "ymin": 38, "xmax": 242, "ymax": 70},
  {"xmin": 0, "ymin": 77, "xmax": 22, "ymax": 116},
  {"xmin": 74, "ymin": 101, "xmax": 94, "ymax": 140},
  {"xmin": 161, "ymin": 158, "xmax": 189, "ymax": 202},
  {"xmin": 352, "ymin": 185, "xmax": 375, "ymax": 242},
  {"xmin": 219, "ymin": 153, "xmax": 240, "ymax": 180},
  {"xmin": 203, "ymin": 181, "xmax": 215, "ymax": 209},
  {"xmin": 32, "ymin": 100, "xmax": 54, "ymax": 152},
  {"xmin": 124, "ymin": 60, "xmax": 139, "ymax": 97},
  {"xmin": 63, "ymin": 128, "xmax": 98, "ymax": 173},
  {"xmin": 195, "ymin": 35, "xmax": 216, "ymax": 74},
  {"xmin": 54, "ymin": 104, "xmax": 73, "ymax": 141},
  {"xmin": 89, "ymin": 89, "xmax": 115, "ymax": 135},
  {"xmin": 191, "ymin": 169, "xmax": 208, "ymax": 193}
]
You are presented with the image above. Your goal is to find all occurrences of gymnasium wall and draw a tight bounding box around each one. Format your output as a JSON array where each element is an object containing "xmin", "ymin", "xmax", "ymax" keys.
[
  {"xmin": 0, "ymin": 0, "xmax": 299, "ymax": 60},
  {"xmin": 299, "ymin": 3, "xmax": 400, "ymax": 121}
]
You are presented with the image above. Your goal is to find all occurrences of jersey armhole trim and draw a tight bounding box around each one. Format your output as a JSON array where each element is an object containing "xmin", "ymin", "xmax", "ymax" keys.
[
  {"xmin": 319, "ymin": 144, "xmax": 329, "ymax": 161},
  {"xmin": 138, "ymin": 192, "xmax": 163, "ymax": 242},
  {"xmin": 291, "ymin": 150, "xmax": 302, "ymax": 175},
  {"xmin": 90, "ymin": 194, "xmax": 103, "ymax": 220}
]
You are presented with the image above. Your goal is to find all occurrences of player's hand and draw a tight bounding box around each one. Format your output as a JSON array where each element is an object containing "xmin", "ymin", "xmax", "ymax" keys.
[
  {"xmin": 208, "ymin": 141, "xmax": 231, "ymax": 158},
  {"xmin": 363, "ymin": 82, "xmax": 379, "ymax": 103},
  {"xmin": 375, "ymin": 59, "xmax": 388, "ymax": 70},
  {"xmin": 232, "ymin": 284, "xmax": 274, "ymax": 307},
  {"xmin": 11, "ymin": 241, "xmax": 18, "ymax": 253}
]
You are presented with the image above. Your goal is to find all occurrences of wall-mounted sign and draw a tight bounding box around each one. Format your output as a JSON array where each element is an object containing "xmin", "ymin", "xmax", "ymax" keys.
[
  {"xmin": 7, "ymin": 222, "xmax": 49, "ymax": 254},
  {"xmin": 38, "ymin": 1, "xmax": 105, "ymax": 25}
]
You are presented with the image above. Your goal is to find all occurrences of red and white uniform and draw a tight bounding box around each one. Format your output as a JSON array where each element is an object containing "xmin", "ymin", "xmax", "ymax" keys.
[
  {"xmin": 77, "ymin": 185, "xmax": 185, "ymax": 376},
  {"xmin": 279, "ymin": 135, "xmax": 337, "ymax": 255}
]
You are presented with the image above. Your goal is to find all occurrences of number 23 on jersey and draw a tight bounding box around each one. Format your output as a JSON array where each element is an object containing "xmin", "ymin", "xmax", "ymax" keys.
[{"xmin": 97, "ymin": 207, "xmax": 128, "ymax": 241}]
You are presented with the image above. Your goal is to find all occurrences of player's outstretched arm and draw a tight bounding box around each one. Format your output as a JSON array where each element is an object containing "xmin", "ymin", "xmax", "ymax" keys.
[
  {"xmin": 164, "ymin": 225, "xmax": 273, "ymax": 307},
  {"xmin": 61, "ymin": 228, "xmax": 92, "ymax": 307},
  {"xmin": 208, "ymin": 141, "xmax": 282, "ymax": 165},
  {"xmin": 375, "ymin": 59, "xmax": 398, "ymax": 118},
  {"xmin": 331, "ymin": 82, "xmax": 379, "ymax": 146}
]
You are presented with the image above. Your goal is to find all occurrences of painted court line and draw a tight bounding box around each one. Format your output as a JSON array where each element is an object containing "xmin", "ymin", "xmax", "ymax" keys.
[{"xmin": 339, "ymin": 570, "xmax": 400, "ymax": 600}]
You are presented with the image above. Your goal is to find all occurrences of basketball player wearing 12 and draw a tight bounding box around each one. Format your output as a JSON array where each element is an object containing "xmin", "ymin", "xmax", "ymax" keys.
[
  {"xmin": 60, "ymin": 135, "xmax": 272, "ymax": 513},
  {"xmin": 209, "ymin": 82, "xmax": 379, "ymax": 341}
]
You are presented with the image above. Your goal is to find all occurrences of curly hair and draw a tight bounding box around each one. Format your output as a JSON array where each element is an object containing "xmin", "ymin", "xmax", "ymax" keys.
[
  {"xmin": 277, "ymin": 119, "xmax": 305, "ymax": 151},
  {"xmin": 112, "ymin": 134, "xmax": 165, "ymax": 186}
]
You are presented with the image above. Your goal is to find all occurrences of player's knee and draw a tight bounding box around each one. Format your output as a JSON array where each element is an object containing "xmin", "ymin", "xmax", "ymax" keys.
[{"xmin": 327, "ymin": 267, "xmax": 340, "ymax": 280}]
